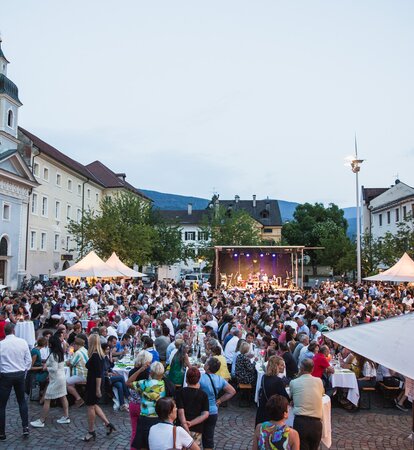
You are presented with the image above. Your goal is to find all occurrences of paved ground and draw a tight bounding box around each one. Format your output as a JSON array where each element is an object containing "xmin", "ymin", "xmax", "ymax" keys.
[{"xmin": 0, "ymin": 392, "xmax": 412, "ymax": 449}]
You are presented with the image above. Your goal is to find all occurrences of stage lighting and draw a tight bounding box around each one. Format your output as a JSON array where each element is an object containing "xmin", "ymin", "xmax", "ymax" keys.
[
  {"xmin": 272, "ymin": 253, "xmax": 276, "ymax": 257},
  {"xmin": 234, "ymin": 253, "xmax": 238, "ymax": 257},
  {"xmin": 246, "ymin": 253, "xmax": 250, "ymax": 257},
  {"xmin": 260, "ymin": 253, "xmax": 264, "ymax": 257}
]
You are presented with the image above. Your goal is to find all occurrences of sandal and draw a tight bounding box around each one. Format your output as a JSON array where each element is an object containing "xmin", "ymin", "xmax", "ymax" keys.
[{"xmin": 81, "ymin": 431, "xmax": 96, "ymax": 442}]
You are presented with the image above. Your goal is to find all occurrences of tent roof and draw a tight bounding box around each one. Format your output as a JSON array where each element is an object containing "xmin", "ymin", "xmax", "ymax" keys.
[
  {"xmin": 53, "ymin": 251, "xmax": 124, "ymax": 278},
  {"xmin": 323, "ymin": 312, "xmax": 414, "ymax": 379},
  {"xmin": 364, "ymin": 252, "xmax": 414, "ymax": 282},
  {"xmin": 106, "ymin": 252, "xmax": 146, "ymax": 277}
]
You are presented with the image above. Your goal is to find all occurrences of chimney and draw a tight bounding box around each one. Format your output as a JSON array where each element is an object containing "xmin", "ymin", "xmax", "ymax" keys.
[
  {"xmin": 187, "ymin": 203, "xmax": 193, "ymax": 215},
  {"xmin": 235, "ymin": 195, "xmax": 240, "ymax": 204},
  {"xmin": 265, "ymin": 197, "xmax": 270, "ymax": 211},
  {"xmin": 115, "ymin": 173, "xmax": 126, "ymax": 182},
  {"xmin": 252, "ymin": 195, "xmax": 256, "ymax": 208}
]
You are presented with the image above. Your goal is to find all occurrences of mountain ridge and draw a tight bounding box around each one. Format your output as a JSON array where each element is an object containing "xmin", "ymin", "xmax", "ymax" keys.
[{"xmin": 141, "ymin": 189, "xmax": 357, "ymax": 237}]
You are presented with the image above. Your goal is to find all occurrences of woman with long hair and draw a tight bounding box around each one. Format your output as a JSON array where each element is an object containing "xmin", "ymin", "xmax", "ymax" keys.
[
  {"xmin": 81, "ymin": 334, "xmax": 116, "ymax": 442},
  {"xmin": 30, "ymin": 334, "xmax": 70, "ymax": 428},
  {"xmin": 255, "ymin": 356, "xmax": 289, "ymax": 426},
  {"xmin": 167, "ymin": 342, "xmax": 190, "ymax": 387}
]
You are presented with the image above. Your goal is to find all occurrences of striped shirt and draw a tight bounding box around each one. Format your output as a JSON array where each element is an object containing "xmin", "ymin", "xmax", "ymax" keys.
[{"xmin": 70, "ymin": 347, "xmax": 88, "ymax": 377}]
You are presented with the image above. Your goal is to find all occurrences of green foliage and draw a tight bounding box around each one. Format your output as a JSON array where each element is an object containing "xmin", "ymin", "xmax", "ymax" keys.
[
  {"xmin": 67, "ymin": 192, "xmax": 184, "ymax": 267},
  {"xmin": 198, "ymin": 206, "xmax": 263, "ymax": 263},
  {"xmin": 282, "ymin": 202, "xmax": 355, "ymax": 274},
  {"xmin": 362, "ymin": 215, "xmax": 414, "ymax": 275}
]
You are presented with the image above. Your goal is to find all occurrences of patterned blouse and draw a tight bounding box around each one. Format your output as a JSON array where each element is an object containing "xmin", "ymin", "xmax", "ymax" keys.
[
  {"xmin": 258, "ymin": 422, "xmax": 291, "ymax": 450},
  {"xmin": 235, "ymin": 353, "xmax": 256, "ymax": 385},
  {"xmin": 132, "ymin": 379, "xmax": 166, "ymax": 417}
]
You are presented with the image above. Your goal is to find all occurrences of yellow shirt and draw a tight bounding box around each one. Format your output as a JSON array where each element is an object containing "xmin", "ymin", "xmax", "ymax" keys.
[{"xmin": 215, "ymin": 355, "xmax": 231, "ymax": 381}]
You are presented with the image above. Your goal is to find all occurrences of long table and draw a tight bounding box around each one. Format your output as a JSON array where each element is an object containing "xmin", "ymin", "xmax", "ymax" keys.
[{"xmin": 330, "ymin": 368, "xmax": 359, "ymax": 406}]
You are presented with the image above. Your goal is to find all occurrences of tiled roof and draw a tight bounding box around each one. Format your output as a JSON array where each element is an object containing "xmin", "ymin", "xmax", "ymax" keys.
[
  {"xmin": 362, "ymin": 187, "xmax": 389, "ymax": 204},
  {"xmin": 18, "ymin": 127, "xmax": 103, "ymax": 186},
  {"xmin": 219, "ymin": 199, "xmax": 282, "ymax": 227},
  {"xmin": 86, "ymin": 160, "xmax": 151, "ymax": 201},
  {"xmin": 159, "ymin": 209, "xmax": 207, "ymax": 225}
]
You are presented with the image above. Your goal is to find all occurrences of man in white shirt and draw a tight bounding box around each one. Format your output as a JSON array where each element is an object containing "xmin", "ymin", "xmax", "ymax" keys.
[
  {"xmin": 224, "ymin": 328, "xmax": 241, "ymax": 366},
  {"xmin": 87, "ymin": 294, "xmax": 99, "ymax": 316},
  {"xmin": 117, "ymin": 312, "xmax": 132, "ymax": 337},
  {"xmin": 0, "ymin": 323, "xmax": 32, "ymax": 440}
]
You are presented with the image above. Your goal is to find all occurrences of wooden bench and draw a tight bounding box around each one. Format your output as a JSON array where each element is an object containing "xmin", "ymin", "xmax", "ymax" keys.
[
  {"xmin": 360, "ymin": 386, "xmax": 376, "ymax": 409},
  {"xmin": 378, "ymin": 382, "xmax": 401, "ymax": 408},
  {"xmin": 238, "ymin": 383, "xmax": 253, "ymax": 407}
]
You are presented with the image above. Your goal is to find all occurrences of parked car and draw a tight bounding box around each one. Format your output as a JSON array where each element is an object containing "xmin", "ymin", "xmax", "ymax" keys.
[{"xmin": 183, "ymin": 273, "xmax": 202, "ymax": 287}]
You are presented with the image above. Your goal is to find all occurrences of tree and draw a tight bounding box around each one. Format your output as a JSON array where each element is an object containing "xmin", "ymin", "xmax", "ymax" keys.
[
  {"xmin": 282, "ymin": 202, "xmax": 355, "ymax": 275},
  {"xmin": 67, "ymin": 192, "xmax": 184, "ymax": 267},
  {"xmin": 198, "ymin": 206, "xmax": 263, "ymax": 263}
]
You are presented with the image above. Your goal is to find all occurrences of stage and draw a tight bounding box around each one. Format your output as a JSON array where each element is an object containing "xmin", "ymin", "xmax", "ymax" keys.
[{"xmin": 214, "ymin": 245, "xmax": 306, "ymax": 290}]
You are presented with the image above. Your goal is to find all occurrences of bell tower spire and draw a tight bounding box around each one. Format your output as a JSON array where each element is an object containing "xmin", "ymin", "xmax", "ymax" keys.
[{"xmin": 0, "ymin": 37, "xmax": 22, "ymax": 153}]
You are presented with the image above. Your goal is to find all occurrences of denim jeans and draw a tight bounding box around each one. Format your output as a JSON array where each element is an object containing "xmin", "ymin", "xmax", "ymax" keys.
[
  {"xmin": 110, "ymin": 375, "xmax": 129, "ymax": 405},
  {"xmin": 0, "ymin": 371, "xmax": 28, "ymax": 435}
]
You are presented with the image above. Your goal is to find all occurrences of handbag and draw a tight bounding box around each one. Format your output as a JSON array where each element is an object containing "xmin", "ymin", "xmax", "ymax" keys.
[
  {"xmin": 258, "ymin": 375, "xmax": 268, "ymax": 404},
  {"xmin": 166, "ymin": 425, "xmax": 183, "ymax": 450}
]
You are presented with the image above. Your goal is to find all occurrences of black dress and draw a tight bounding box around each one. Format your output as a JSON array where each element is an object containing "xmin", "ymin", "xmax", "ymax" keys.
[
  {"xmin": 255, "ymin": 375, "xmax": 289, "ymax": 426},
  {"xmin": 85, "ymin": 352, "xmax": 104, "ymax": 406}
]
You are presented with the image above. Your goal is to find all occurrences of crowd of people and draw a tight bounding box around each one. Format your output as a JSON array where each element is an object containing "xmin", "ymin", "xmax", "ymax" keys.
[{"xmin": 0, "ymin": 277, "xmax": 412, "ymax": 449}]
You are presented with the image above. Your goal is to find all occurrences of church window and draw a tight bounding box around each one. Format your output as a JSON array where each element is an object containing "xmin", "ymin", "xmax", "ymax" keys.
[
  {"xmin": 41, "ymin": 197, "xmax": 48, "ymax": 217},
  {"xmin": 67, "ymin": 179, "xmax": 72, "ymax": 191},
  {"xmin": 30, "ymin": 231, "xmax": 37, "ymax": 250},
  {"xmin": 0, "ymin": 237, "xmax": 8, "ymax": 255},
  {"xmin": 56, "ymin": 173, "xmax": 61, "ymax": 186},
  {"xmin": 43, "ymin": 167, "xmax": 49, "ymax": 181},
  {"xmin": 7, "ymin": 110, "xmax": 13, "ymax": 127},
  {"xmin": 31, "ymin": 194, "xmax": 38, "ymax": 214},
  {"xmin": 2, "ymin": 203, "xmax": 10, "ymax": 221},
  {"xmin": 40, "ymin": 232, "xmax": 47, "ymax": 251}
]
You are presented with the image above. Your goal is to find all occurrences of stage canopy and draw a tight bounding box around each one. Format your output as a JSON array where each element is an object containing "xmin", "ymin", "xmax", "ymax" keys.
[
  {"xmin": 106, "ymin": 252, "xmax": 146, "ymax": 277},
  {"xmin": 364, "ymin": 252, "xmax": 414, "ymax": 282},
  {"xmin": 53, "ymin": 251, "xmax": 124, "ymax": 278},
  {"xmin": 323, "ymin": 313, "xmax": 414, "ymax": 379}
]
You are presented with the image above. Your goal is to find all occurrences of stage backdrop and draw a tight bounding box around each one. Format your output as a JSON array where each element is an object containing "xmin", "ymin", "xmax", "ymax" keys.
[{"xmin": 217, "ymin": 249, "xmax": 292, "ymax": 281}]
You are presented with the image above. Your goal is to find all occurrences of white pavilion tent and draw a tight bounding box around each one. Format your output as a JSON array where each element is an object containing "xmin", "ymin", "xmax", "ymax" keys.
[
  {"xmin": 364, "ymin": 252, "xmax": 414, "ymax": 282},
  {"xmin": 106, "ymin": 252, "xmax": 146, "ymax": 277},
  {"xmin": 53, "ymin": 251, "xmax": 124, "ymax": 278}
]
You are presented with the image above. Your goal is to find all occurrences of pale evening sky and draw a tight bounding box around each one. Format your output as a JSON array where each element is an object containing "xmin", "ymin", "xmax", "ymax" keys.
[{"xmin": 2, "ymin": 1, "xmax": 414, "ymax": 207}]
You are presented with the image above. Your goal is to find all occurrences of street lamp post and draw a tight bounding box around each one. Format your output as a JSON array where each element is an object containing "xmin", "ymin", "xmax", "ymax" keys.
[{"xmin": 347, "ymin": 140, "xmax": 364, "ymax": 283}]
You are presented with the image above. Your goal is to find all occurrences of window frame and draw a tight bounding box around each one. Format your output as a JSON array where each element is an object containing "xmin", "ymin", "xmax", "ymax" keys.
[{"xmin": 2, "ymin": 202, "xmax": 11, "ymax": 221}]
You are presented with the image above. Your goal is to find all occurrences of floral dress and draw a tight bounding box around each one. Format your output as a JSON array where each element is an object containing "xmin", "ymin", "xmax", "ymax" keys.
[{"xmin": 258, "ymin": 422, "xmax": 291, "ymax": 450}]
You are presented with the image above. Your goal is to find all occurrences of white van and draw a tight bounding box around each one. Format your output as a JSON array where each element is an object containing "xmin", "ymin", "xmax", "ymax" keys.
[{"xmin": 183, "ymin": 273, "xmax": 202, "ymax": 287}]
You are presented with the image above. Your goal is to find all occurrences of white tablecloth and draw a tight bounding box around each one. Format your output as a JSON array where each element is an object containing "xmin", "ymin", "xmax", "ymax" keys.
[
  {"xmin": 331, "ymin": 369, "xmax": 360, "ymax": 406},
  {"xmin": 183, "ymin": 366, "xmax": 205, "ymax": 387},
  {"xmin": 113, "ymin": 366, "xmax": 133, "ymax": 381},
  {"xmin": 254, "ymin": 364, "xmax": 286, "ymax": 404},
  {"xmin": 61, "ymin": 311, "xmax": 77, "ymax": 323},
  {"xmin": 80, "ymin": 320, "xmax": 89, "ymax": 329},
  {"xmin": 15, "ymin": 321, "xmax": 36, "ymax": 347},
  {"xmin": 286, "ymin": 394, "xmax": 332, "ymax": 448}
]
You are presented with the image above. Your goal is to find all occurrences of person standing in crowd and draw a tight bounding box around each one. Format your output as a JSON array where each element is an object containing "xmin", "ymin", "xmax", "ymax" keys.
[
  {"xmin": 255, "ymin": 356, "xmax": 289, "ymax": 426},
  {"xmin": 252, "ymin": 394, "xmax": 300, "ymax": 450},
  {"xmin": 0, "ymin": 323, "xmax": 32, "ymax": 440},
  {"xmin": 148, "ymin": 397, "xmax": 200, "ymax": 450},
  {"xmin": 199, "ymin": 357, "xmax": 236, "ymax": 450},
  {"xmin": 167, "ymin": 342, "xmax": 191, "ymax": 387},
  {"xmin": 154, "ymin": 324, "xmax": 170, "ymax": 364},
  {"xmin": 81, "ymin": 334, "xmax": 115, "ymax": 442},
  {"xmin": 176, "ymin": 367, "xmax": 210, "ymax": 446},
  {"xmin": 289, "ymin": 359, "xmax": 324, "ymax": 450},
  {"xmin": 30, "ymin": 334, "xmax": 71, "ymax": 428},
  {"xmin": 127, "ymin": 351, "xmax": 152, "ymax": 450}
]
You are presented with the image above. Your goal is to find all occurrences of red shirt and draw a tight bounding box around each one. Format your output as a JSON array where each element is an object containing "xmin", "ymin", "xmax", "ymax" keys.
[
  {"xmin": 0, "ymin": 320, "xmax": 5, "ymax": 341},
  {"xmin": 312, "ymin": 352, "xmax": 330, "ymax": 378}
]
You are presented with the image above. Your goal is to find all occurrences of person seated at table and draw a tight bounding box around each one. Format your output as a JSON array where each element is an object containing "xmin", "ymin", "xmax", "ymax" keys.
[
  {"xmin": 312, "ymin": 345, "xmax": 334, "ymax": 388},
  {"xmin": 149, "ymin": 397, "xmax": 200, "ymax": 450},
  {"xmin": 252, "ymin": 394, "xmax": 300, "ymax": 450},
  {"xmin": 167, "ymin": 342, "xmax": 191, "ymax": 387},
  {"xmin": 298, "ymin": 341, "xmax": 319, "ymax": 368},
  {"xmin": 176, "ymin": 367, "xmax": 209, "ymax": 446},
  {"xmin": 114, "ymin": 334, "xmax": 131, "ymax": 358},
  {"xmin": 102, "ymin": 343, "xmax": 130, "ymax": 411},
  {"xmin": 211, "ymin": 345, "xmax": 231, "ymax": 381},
  {"xmin": 142, "ymin": 336, "xmax": 160, "ymax": 363},
  {"xmin": 279, "ymin": 342, "xmax": 297, "ymax": 381},
  {"xmin": 67, "ymin": 322, "xmax": 82, "ymax": 346},
  {"xmin": 255, "ymin": 356, "xmax": 289, "ymax": 426},
  {"xmin": 66, "ymin": 338, "xmax": 89, "ymax": 407},
  {"xmin": 355, "ymin": 355, "xmax": 377, "ymax": 389},
  {"xmin": 235, "ymin": 342, "xmax": 257, "ymax": 387},
  {"xmin": 338, "ymin": 347, "xmax": 358, "ymax": 373},
  {"xmin": 231, "ymin": 338, "xmax": 246, "ymax": 379}
]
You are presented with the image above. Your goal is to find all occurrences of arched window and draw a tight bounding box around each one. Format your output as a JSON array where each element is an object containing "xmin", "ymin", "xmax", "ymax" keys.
[
  {"xmin": 7, "ymin": 110, "xmax": 13, "ymax": 127},
  {"xmin": 0, "ymin": 237, "xmax": 8, "ymax": 256}
]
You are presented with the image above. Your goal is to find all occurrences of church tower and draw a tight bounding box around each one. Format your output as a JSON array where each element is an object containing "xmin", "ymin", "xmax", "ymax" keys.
[{"xmin": 0, "ymin": 38, "xmax": 22, "ymax": 153}]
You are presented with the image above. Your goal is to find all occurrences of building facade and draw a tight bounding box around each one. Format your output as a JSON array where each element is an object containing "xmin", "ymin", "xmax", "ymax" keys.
[{"xmin": 362, "ymin": 180, "xmax": 414, "ymax": 239}]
